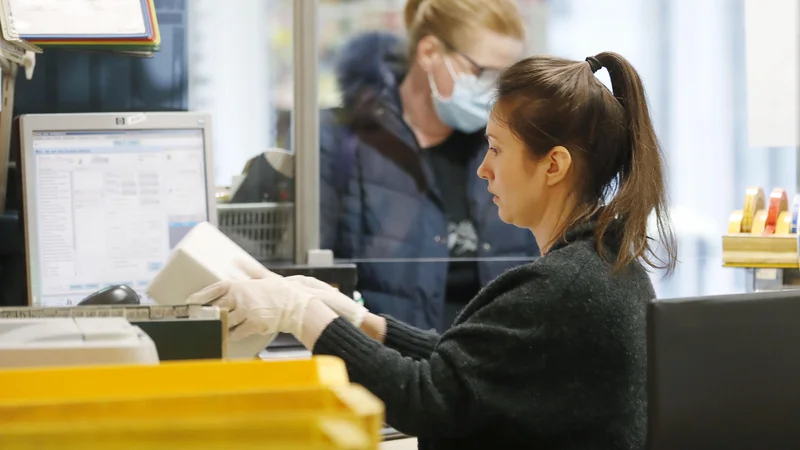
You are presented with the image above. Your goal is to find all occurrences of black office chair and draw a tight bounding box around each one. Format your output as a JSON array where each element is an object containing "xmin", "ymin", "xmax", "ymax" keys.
[{"xmin": 647, "ymin": 290, "xmax": 800, "ymax": 450}]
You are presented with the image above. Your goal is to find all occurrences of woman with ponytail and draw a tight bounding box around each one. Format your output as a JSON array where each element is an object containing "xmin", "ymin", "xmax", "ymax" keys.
[
  {"xmin": 483, "ymin": 52, "xmax": 676, "ymax": 272},
  {"xmin": 189, "ymin": 52, "xmax": 677, "ymax": 450}
]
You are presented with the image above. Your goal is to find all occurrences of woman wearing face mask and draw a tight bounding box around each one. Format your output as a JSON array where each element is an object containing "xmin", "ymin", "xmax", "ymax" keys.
[
  {"xmin": 315, "ymin": 0, "xmax": 539, "ymax": 332},
  {"xmin": 189, "ymin": 52, "xmax": 678, "ymax": 449}
]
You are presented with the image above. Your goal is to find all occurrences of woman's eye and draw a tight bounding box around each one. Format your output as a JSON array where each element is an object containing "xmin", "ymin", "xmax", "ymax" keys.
[{"xmin": 489, "ymin": 147, "xmax": 499, "ymax": 154}]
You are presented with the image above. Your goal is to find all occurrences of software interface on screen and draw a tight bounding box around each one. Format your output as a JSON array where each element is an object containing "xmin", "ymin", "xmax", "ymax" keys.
[{"xmin": 32, "ymin": 129, "xmax": 208, "ymax": 306}]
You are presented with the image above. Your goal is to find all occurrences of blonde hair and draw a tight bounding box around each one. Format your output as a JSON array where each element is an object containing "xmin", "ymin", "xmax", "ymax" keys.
[{"xmin": 403, "ymin": 0, "xmax": 525, "ymax": 57}]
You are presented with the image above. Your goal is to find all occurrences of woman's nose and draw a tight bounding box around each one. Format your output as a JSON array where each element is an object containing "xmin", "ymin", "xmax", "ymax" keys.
[{"xmin": 477, "ymin": 153, "xmax": 491, "ymax": 180}]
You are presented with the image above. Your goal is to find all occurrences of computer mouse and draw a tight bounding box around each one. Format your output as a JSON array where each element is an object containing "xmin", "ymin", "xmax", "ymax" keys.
[{"xmin": 78, "ymin": 285, "xmax": 141, "ymax": 306}]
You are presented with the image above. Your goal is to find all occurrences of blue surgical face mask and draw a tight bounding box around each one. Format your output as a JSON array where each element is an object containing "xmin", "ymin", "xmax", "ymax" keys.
[{"xmin": 429, "ymin": 57, "xmax": 494, "ymax": 134}]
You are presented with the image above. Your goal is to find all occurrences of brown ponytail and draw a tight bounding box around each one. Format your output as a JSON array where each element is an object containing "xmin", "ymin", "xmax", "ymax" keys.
[
  {"xmin": 493, "ymin": 52, "xmax": 677, "ymax": 274},
  {"xmin": 593, "ymin": 52, "xmax": 677, "ymax": 274}
]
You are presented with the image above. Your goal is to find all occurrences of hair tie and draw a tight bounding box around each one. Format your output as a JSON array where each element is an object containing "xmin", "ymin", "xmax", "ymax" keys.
[{"xmin": 585, "ymin": 56, "xmax": 602, "ymax": 73}]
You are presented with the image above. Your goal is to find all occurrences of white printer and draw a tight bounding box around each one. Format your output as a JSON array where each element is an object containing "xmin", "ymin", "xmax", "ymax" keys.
[{"xmin": 0, "ymin": 317, "xmax": 159, "ymax": 369}]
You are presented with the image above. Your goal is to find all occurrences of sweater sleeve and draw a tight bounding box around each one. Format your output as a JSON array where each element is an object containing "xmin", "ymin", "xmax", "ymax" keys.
[
  {"xmin": 312, "ymin": 267, "xmax": 593, "ymax": 440},
  {"xmin": 312, "ymin": 317, "xmax": 475, "ymax": 437},
  {"xmin": 381, "ymin": 315, "xmax": 439, "ymax": 360}
]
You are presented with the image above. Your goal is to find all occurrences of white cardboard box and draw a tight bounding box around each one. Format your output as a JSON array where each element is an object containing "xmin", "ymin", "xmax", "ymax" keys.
[{"xmin": 147, "ymin": 222, "xmax": 277, "ymax": 359}]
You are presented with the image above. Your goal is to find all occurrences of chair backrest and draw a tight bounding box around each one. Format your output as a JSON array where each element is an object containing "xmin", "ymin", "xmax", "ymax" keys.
[{"xmin": 647, "ymin": 289, "xmax": 800, "ymax": 450}]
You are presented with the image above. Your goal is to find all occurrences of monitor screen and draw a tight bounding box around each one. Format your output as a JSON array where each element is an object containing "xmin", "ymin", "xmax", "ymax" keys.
[{"xmin": 30, "ymin": 128, "xmax": 209, "ymax": 306}]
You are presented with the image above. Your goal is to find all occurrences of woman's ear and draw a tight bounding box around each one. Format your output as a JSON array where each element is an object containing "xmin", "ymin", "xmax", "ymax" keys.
[
  {"xmin": 416, "ymin": 35, "xmax": 441, "ymax": 73},
  {"xmin": 545, "ymin": 146, "xmax": 572, "ymax": 186}
]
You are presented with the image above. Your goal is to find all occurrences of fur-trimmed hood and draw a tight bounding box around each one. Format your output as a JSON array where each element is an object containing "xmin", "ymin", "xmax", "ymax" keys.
[{"xmin": 334, "ymin": 31, "xmax": 408, "ymax": 111}]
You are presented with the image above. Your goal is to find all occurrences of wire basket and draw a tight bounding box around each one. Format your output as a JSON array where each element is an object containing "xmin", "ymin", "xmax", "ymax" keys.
[{"xmin": 217, "ymin": 202, "xmax": 294, "ymax": 262}]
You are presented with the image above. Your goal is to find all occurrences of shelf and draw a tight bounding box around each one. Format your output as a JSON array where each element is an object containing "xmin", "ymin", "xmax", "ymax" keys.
[{"xmin": 722, "ymin": 234, "xmax": 799, "ymax": 268}]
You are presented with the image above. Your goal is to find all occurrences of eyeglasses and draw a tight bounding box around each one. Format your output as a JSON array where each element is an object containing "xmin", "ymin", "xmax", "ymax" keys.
[{"xmin": 438, "ymin": 37, "xmax": 504, "ymax": 86}]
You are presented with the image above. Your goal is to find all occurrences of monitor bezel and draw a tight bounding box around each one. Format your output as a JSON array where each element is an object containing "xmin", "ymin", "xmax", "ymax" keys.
[{"xmin": 18, "ymin": 112, "xmax": 217, "ymax": 307}]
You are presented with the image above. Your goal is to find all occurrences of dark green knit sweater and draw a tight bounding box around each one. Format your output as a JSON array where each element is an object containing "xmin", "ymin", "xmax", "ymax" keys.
[{"xmin": 313, "ymin": 222, "xmax": 654, "ymax": 450}]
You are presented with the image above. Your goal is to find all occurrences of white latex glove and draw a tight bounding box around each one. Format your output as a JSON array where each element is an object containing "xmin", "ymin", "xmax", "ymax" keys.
[
  {"xmin": 284, "ymin": 275, "xmax": 368, "ymax": 327},
  {"xmin": 186, "ymin": 265, "xmax": 313, "ymax": 341},
  {"xmin": 233, "ymin": 257, "xmax": 283, "ymax": 281}
]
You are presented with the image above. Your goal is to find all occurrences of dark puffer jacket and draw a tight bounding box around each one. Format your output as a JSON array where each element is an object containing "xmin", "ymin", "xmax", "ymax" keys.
[{"xmin": 319, "ymin": 32, "xmax": 539, "ymax": 330}]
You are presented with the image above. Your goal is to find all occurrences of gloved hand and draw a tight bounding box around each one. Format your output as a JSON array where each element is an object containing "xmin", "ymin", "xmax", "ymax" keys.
[
  {"xmin": 229, "ymin": 257, "xmax": 368, "ymax": 327},
  {"xmin": 232, "ymin": 257, "xmax": 283, "ymax": 281},
  {"xmin": 284, "ymin": 275, "xmax": 368, "ymax": 327},
  {"xmin": 186, "ymin": 265, "xmax": 313, "ymax": 341}
]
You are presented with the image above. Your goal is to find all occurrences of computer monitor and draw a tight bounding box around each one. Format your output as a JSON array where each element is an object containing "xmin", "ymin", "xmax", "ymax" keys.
[
  {"xmin": 18, "ymin": 113, "xmax": 216, "ymax": 307},
  {"xmin": 647, "ymin": 290, "xmax": 800, "ymax": 450}
]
